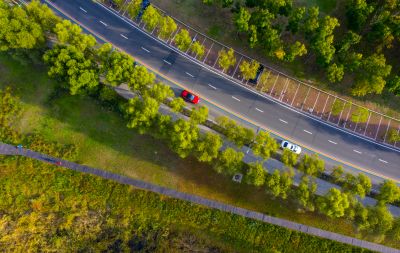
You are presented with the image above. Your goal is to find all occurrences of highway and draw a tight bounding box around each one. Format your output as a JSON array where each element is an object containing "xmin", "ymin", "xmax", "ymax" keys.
[{"xmin": 45, "ymin": 0, "xmax": 400, "ymax": 183}]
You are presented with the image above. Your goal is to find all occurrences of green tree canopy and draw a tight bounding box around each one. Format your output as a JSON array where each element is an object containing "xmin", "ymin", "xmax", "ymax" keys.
[
  {"xmin": 53, "ymin": 20, "xmax": 96, "ymax": 52},
  {"xmin": 169, "ymin": 119, "xmax": 200, "ymax": 158},
  {"xmin": 281, "ymin": 149, "xmax": 298, "ymax": 168},
  {"xmin": 284, "ymin": 41, "xmax": 307, "ymax": 62},
  {"xmin": 251, "ymin": 131, "xmax": 278, "ymax": 160},
  {"xmin": 214, "ymin": 148, "xmax": 244, "ymax": 175},
  {"xmin": 141, "ymin": 5, "xmax": 161, "ymax": 31},
  {"xmin": 195, "ymin": 132, "xmax": 223, "ymax": 162},
  {"xmin": 218, "ymin": 48, "xmax": 236, "ymax": 72},
  {"xmin": 144, "ymin": 82, "xmax": 174, "ymax": 102},
  {"xmin": 298, "ymin": 154, "xmax": 325, "ymax": 176},
  {"xmin": 296, "ymin": 176, "xmax": 317, "ymax": 211},
  {"xmin": 216, "ymin": 116, "xmax": 254, "ymax": 147},
  {"xmin": 43, "ymin": 45, "xmax": 99, "ymax": 95},
  {"xmin": 318, "ymin": 188, "xmax": 350, "ymax": 218},
  {"xmin": 123, "ymin": 96, "xmax": 160, "ymax": 134},
  {"xmin": 126, "ymin": 0, "xmax": 143, "ymax": 19},
  {"xmin": 159, "ymin": 16, "xmax": 177, "ymax": 40},
  {"xmin": 174, "ymin": 29, "xmax": 192, "ymax": 52},
  {"xmin": 326, "ymin": 63, "xmax": 344, "ymax": 83},
  {"xmin": 266, "ymin": 170, "xmax": 293, "ymax": 199},
  {"xmin": 168, "ymin": 97, "xmax": 185, "ymax": 113},
  {"xmin": 239, "ymin": 60, "xmax": 260, "ymax": 80},
  {"xmin": 245, "ymin": 162, "xmax": 266, "ymax": 187},
  {"xmin": 376, "ymin": 180, "xmax": 400, "ymax": 204},
  {"xmin": 234, "ymin": 7, "xmax": 251, "ymax": 33},
  {"xmin": 189, "ymin": 41, "xmax": 205, "ymax": 59},
  {"xmin": 190, "ymin": 106, "xmax": 209, "ymax": 125},
  {"xmin": 128, "ymin": 65, "xmax": 156, "ymax": 93}
]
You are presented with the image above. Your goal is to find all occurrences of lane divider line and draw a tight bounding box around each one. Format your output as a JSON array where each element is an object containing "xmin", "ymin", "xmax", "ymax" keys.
[
  {"xmin": 232, "ymin": 96, "xmax": 240, "ymax": 102},
  {"xmin": 186, "ymin": 72, "xmax": 194, "ymax": 78},
  {"xmin": 208, "ymin": 83, "xmax": 216, "ymax": 90},
  {"xmin": 279, "ymin": 119, "xmax": 288, "ymax": 124},
  {"xmin": 99, "ymin": 20, "xmax": 108, "ymax": 26},
  {"xmin": 45, "ymin": 0, "xmax": 399, "ymax": 183},
  {"xmin": 79, "ymin": 6, "xmax": 87, "ymax": 13},
  {"xmin": 163, "ymin": 59, "xmax": 171, "ymax": 65},
  {"xmin": 303, "ymin": 130, "xmax": 313, "ymax": 135},
  {"xmin": 120, "ymin": 34, "xmax": 128, "ymax": 39},
  {"xmin": 255, "ymin": 108, "xmax": 264, "ymax": 113},
  {"xmin": 141, "ymin": 46, "xmax": 150, "ymax": 53},
  {"xmin": 328, "ymin": 140, "xmax": 337, "ymax": 145},
  {"xmin": 353, "ymin": 150, "xmax": 362, "ymax": 154},
  {"xmin": 379, "ymin": 159, "xmax": 388, "ymax": 164}
]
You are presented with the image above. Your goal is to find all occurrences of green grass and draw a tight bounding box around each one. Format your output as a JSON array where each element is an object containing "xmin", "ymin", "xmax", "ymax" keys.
[{"xmin": 0, "ymin": 53, "xmax": 399, "ymax": 249}]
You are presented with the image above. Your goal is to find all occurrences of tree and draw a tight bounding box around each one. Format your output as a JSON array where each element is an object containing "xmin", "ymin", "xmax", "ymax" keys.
[
  {"xmin": 287, "ymin": 7, "xmax": 305, "ymax": 34},
  {"xmin": 389, "ymin": 217, "xmax": 400, "ymax": 241},
  {"xmin": 330, "ymin": 166, "xmax": 344, "ymax": 184},
  {"xmin": 43, "ymin": 45, "xmax": 99, "ymax": 95},
  {"xmin": 376, "ymin": 180, "xmax": 400, "ymax": 204},
  {"xmin": 284, "ymin": 41, "xmax": 307, "ymax": 62},
  {"xmin": 330, "ymin": 100, "xmax": 348, "ymax": 117},
  {"xmin": 326, "ymin": 63, "xmax": 344, "ymax": 83},
  {"xmin": 337, "ymin": 31, "xmax": 362, "ymax": 55},
  {"xmin": 174, "ymin": 29, "xmax": 192, "ymax": 52},
  {"xmin": 248, "ymin": 25, "xmax": 258, "ymax": 48},
  {"xmin": 0, "ymin": 87, "xmax": 22, "ymax": 143},
  {"xmin": 195, "ymin": 132, "xmax": 222, "ymax": 162},
  {"xmin": 53, "ymin": 20, "xmax": 96, "ymax": 52},
  {"xmin": 296, "ymin": 176, "xmax": 317, "ymax": 211},
  {"xmin": 218, "ymin": 48, "xmax": 236, "ymax": 72},
  {"xmin": 251, "ymin": 131, "xmax": 278, "ymax": 160},
  {"xmin": 311, "ymin": 16, "xmax": 340, "ymax": 66},
  {"xmin": 123, "ymin": 96, "xmax": 159, "ymax": 134},
  {"xmin": 168, "ymin": 97, "xmax": 185, "ymax": 113},
  {"xmin": 144, "ymin": 82, "xmax": 174, "ymax": 102},
  {"xmin": 350, "ymin": 107, "xmax": 369, "ymax": 123},
  {"xmin": 216, "ymin": 116, "xmax": 254, "ymax": 147},
  {"xmin": 158, "ymin": 16, "xmax": 177, "ymax": 40},
  {"xmin": 281, "ymin": 149, "xmax": 298, "ymax": 168},
  {"xmin": 141, "ymin": 5, "xmax": 161, "ymax": 31},
  {"xmin": 26, "ymin": 0, "xmax": 60, "ymax": 32},
  {"xmin": 387, "ymin": 129, "xmax": 400, "ymax": 144},
  {"xmin": 214, "ymin": 148, "xmax": 244, "ymax": 175},
  {"xmin": 302, "ymin": 6, "xmax": 319, "ymax": 35},
  {"xmin": 387, "ymin": 75, "xmax": 400, "ymax": 96},
  {"xmin": 234, "ymin": 7, "xmax": 251, "ymax": 33},
  {"xmin": 266, "ymin": 170, "xmax": 292, "ymax": 199},
  {"xmin": 239, "ymin": 60, "xmax": 260, "ymax": 80},
  {"xmin": 342, "ymin": 173, "xmax": 371, "ymax": 198},
  {"xmin": 126, "ymin": 0, "xmax": 143, "ymax": 19},
  {"xmin": 318, "ymin": 188, "xmax": 350, "ymax": 218},
  {"xmin": 298, "ymin": 154, "xmax": 325, "ymax": 176},
  {"xmin": 151, "ymin": 114, "xmax": 172, "ymax": 139},
  {"xmin": 363, "ymin": 205, "xmax": 393, "ymax": 238},
  {"xmin": 245, "ymin": 162, "xmax": 266, "ymax": 187},
  {"xmin": 352, "ymin": 54, "xmax": 392, "ymax": 96},
  {"xmin": 169, "ymin": 119, "xmax": 200, "ymax": 158},
  {"xmin": 0, "ymin": 3, "xmax": 45, "ymax": 51},
  {"xmin": 189, "ymin": 41, "xmax": 205, "ymax": 59},
  {"xmin": 128, "ymin": 65, "xmax": 156, "ymax": 93},
  {"xmin": 97, "ymin": 46, "xmax": 136, "ymax": 86},
  {"xmin": 345, "ymin": 0, "xmax": 374, "ymax": 31},
  {"xmin": 190, "ymin": 106, "xmax": 209, "ymax": 125}
]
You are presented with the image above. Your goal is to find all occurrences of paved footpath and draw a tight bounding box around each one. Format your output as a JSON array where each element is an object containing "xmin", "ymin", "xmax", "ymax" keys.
[{"xmin": 0, "ymin": 142, "xmax": 398, "ymax": 253}]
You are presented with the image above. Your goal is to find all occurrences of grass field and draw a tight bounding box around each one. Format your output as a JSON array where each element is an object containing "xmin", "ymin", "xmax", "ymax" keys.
[{"xmin": 0, "ymin": 53, "xmax": 398, "ymax": 248}]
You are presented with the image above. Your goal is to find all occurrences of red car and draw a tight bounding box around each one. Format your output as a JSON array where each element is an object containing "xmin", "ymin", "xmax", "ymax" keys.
[{"xmin": 181, "ymin": 90, "xmax": 200, "ymax": 104}]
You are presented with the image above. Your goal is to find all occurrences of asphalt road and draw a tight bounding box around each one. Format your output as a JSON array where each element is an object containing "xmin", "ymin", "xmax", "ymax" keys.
[{"xmin": 45, "ymin": 0, "xmax": 400, "ymax": 183}]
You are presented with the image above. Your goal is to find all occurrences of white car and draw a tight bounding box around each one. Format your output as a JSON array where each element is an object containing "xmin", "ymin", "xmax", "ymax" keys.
[{"xmin": 281, "ymin": 140, "xmax": 302, "ymax": 154}]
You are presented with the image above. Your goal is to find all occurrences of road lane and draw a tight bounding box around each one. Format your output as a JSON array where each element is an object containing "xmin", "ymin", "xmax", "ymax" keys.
[{"xmin": 45, "ymin": 0, "xmax": 400, "ymax": 183}]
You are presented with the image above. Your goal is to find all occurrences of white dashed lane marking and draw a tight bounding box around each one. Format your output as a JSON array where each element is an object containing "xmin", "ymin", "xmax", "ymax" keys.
[
  {"xmin": 99, "ymin": 20, "xmax": 108, "ymax": 26},
  {"xmin": 163, "ymin": 59, "xmax": 171, "ymax": 65},
  {"xmin": 120, "ymin": 34, "xmax": 128, "ymax": 39},
  {"xmin": 303, "ymin": 130, "xmax": 313, "ymax": 135},
  {"xmin": 79, "ymin": 7, "xmax": 87, "ymax": 13},
  {"xmin": 379, "ymin": 159, "xmax": 388, "ymax": 164},
  {"xmin": 328, "ymin": 140, "xmax": 337, "ymax": 145},
  {"xmin": 186, "ymin": 72, "xmax": 194, "ymax": 78},
  {"xmin": 141, "ymin": 47, "xmax": 150, "ymax": 53},
  {"xmin": 255, "ymin": 108, "xmax": 264, "ymax": 113},
  {"xmin": 353, "ymin": 149, "xmax": 362, "ymax": 154},
  {"xmin": 279, "ymin": 119, "xmax": 288, "ymax": 124},
  {"xmin": 208, "ymin": 84, "xmax": 217, "ymax": 90},
  {"xmin": 232, "ymin": 96, "xmax": 240, "ymax": 102}
]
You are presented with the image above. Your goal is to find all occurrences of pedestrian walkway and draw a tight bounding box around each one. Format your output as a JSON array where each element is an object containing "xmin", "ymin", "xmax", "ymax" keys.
[{"xmin": 0, "ymin": 142, "xmax": 398, "ymax": 253}]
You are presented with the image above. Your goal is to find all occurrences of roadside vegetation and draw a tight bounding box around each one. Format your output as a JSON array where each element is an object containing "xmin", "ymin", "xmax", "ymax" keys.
[{"xmin": 1, "ymin": 0, "xmax": 400, "ymax": 249}]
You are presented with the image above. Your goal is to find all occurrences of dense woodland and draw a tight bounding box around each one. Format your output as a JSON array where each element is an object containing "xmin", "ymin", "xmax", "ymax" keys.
[
  {"xmin": 202, "ymin": 0, "xmax": 399, "ymax": 98},
  {"xmin": 1, "ymin": 0, "xmax": 400, "ymax": 250}
]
